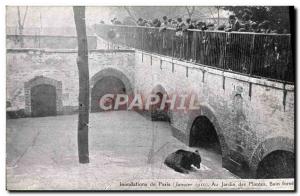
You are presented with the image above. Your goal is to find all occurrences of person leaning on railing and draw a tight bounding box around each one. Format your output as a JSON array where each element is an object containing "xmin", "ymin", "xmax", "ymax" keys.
[
  {"xmin": 222, "ymin": 15, "xmax": 242, "ymax": 71},
  {"xmin": 258, "ymin": 20, "xmax": 272, "ymax": 34},
  {"xmin": 98, "ymin": 16, "xmax": 293, "ymax": 82},
  {"xmin": 183, "ymin": 18, "xmax": 195, "ymax": 61},
  {"xmin": 238, "ymin": 13, "xmax": 253, "ymax": 32},
  {"xmin": 174, "ymin": 18, "xmax": 186, "ymax": 59},
  {"xmin": 152, "ymin": 18, "xmax": 161, "ymax": 28},
  {"xmin": 159, "ymin": 17, "xmax": 170, "ymax": 54},
  {"xmin": 225, "ymin": 15, "xmax": 241, "ymax": 32},
  {"xmin": 162, "ymin": 16, "xmax": 168, "ymax": 27},
  {"xmin": 137, "ymin": 18, "xmax": 146, "ymax": 26},
  {"xmin": 111, "ymin": 17, "xmax": 122, "ymax": 25}
]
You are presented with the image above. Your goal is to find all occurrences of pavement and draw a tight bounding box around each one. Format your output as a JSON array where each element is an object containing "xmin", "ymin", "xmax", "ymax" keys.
[{"xmin": 6, "ymin": 111, "xmax": 237, "ymax": 190}]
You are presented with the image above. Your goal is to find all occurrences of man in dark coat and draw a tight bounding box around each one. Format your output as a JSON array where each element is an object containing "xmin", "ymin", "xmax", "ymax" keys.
[
  {"xmin": 225, "ymin": 15, "xmax": 241, "ymax": 32},
  {"xmin": 184, "ymin": 18, "xmax": 195, "ymax": 60}
]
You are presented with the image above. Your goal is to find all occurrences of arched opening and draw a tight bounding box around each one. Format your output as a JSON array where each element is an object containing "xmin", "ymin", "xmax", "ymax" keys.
[
  {"xmin": 31, "ymin": 84, "xmax": 57, "ymax": 117},
  {"xmin": 91, "ymin": 76, "xmax": 127, "ymax": 112},
  {"xmin": 256, "ymin": 150, "xmax": 294, "ymax": 179},
  {"xmin": 189, "ymin": 116, "xmax": 221, "ymax": 154},
  {"xmin": 150, "ymin": 92, "xmax": 170, "ymax": 122}
]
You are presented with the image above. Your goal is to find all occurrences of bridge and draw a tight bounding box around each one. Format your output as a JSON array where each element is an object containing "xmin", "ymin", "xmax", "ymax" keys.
[
  {"xmin": 94, "ymin": 24, "xmax": 295, "ymax": 179},
  {"xmin": 6, "ymin": 24, "xmax": 294, "ymax": 179}
]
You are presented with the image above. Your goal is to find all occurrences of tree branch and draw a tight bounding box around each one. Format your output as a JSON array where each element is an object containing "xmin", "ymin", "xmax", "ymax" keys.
[
  {"xmin": 123, "ymin": 6, "xmax": 137, "ymax": 22},
  {"xmin": 21, "ymin": 6, "xmax": 28, "ymax": 28},
  {"xmin": 185, "ymin": 6, "xmax": 195, "ymax": 18}
]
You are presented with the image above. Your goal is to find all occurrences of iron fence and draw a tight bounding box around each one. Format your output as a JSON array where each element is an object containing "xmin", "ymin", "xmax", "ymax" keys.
[{"xmin": 95, "ymin": 24, "xmax": 294, "ymax": 83}]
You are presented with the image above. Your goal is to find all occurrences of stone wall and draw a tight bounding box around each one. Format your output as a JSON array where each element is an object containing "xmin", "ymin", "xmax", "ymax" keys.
[
  {"xmin": 6, "ymin": 45, "xmax": 295, "ymax": 178},
  {"xmin": 6, "ymin": 49, "xmax": 135, "ymax": 115},
  {"xmin": 6, "ymin": 35, "xmax": 97, "ymax": 50},
  {"xmin": 134, "ymin": 50, "xmax": 294, "ymax": 178}
]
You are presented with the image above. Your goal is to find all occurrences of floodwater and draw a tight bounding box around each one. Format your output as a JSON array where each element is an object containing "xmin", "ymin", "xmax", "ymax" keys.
[{"xmin": 6, "ymin": 111, "xmax": 237, "ymax": 190}]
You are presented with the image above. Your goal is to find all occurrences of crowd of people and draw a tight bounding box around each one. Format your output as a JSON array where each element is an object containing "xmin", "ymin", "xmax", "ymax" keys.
[
  {"xmin": 105, "ymin": 8, "xmax": 289, "ymax": 34},
  {"xmin": 101, "ymin": 9, "xmax": 292, "ymax": 82}
]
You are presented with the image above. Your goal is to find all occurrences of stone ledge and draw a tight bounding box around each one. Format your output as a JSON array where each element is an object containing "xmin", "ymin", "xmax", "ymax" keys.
[
  {"xmin": 136, "ymin": 50, "xmax": 294, "ymax": 91},
  {"xmin": 7, "ymin": 48, "xmax": 135, "ymax": 54}
]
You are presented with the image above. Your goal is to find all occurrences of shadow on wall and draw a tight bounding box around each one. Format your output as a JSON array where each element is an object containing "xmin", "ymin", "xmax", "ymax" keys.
[{"xmin": 6, "ymin": 109, "xmax": 26, "ymax": 119}]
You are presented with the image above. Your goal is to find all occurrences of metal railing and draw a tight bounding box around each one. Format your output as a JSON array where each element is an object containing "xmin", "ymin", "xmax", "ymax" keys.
[{"xmin": 95, "ymin": 24, "xmax": 294, "ymax": 83}]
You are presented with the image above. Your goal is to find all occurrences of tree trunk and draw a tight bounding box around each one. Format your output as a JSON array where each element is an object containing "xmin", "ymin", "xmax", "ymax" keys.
[
  {"xmin": 17, "ymin": 7, "xmax": 24, "ymax": 47},
  {"xmin": 73, "ymin": 6, "xmax": 90, "ymax": 164},
  {"xmin": 217, "ymin": 6, "xmax": 220, "ymax": 27}
]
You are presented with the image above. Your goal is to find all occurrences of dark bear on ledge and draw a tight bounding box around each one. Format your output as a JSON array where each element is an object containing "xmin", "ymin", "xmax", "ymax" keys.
[{"xmin": 164, "ymin": 149, "xmax": 201, "ymax": 174}]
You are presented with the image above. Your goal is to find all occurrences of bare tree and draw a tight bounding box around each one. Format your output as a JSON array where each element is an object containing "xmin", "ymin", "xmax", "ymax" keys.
[
  {"xmin": 208, "ymin": 7, "xmax": 217, "ymax": 24},
  {"xmin": 122, "ymin": 6, "xmax": 138, "ymax": 22},
  {"xmin": 73, "ymin": 6, "xmax": 90, "ymax": 164},
  {"xmin": 216, "ymin": 6, "xmax": 221, "ymax": 26},
  {"xmin": 185, "ymin": 6, "xmax": 195, "ymax": 18},
  {"xmin": 17, "ymin": 6, "xmax": 28, "ymax": 47}
]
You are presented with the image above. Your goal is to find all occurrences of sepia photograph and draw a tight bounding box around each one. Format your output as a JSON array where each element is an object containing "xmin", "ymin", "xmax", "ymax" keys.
[{"xmin": 5, "ymin": 4, "xmax": 295, "ymax": 191}]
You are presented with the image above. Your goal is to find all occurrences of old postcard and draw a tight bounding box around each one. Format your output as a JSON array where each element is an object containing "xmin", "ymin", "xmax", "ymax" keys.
[{"xmin": 6, "ymin": 6, "xmax": 295, "ymax": 191}]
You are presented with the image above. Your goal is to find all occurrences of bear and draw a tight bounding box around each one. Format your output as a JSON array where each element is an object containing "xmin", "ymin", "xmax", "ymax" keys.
[{"xmin": 164, "ymin": 149, "xmax": 201, "ymax": 174}]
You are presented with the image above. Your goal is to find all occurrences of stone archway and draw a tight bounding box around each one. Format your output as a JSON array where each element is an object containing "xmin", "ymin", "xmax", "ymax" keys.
[
  {"xmin": 185, "ymin": 104, "xmax": 230, "ymax": 159},
  {"xmin": 24, "ymin": 76, "xmax": 63, "ymax": 117},
  {"xmin": 91, "ymin": 76, "xmax": 126, "ymax": 112},
  {"xmin": 189, "ymin": 115, "xmax": 222, "ymax": 154},
  {"xmin": 256, "ymin": 150, "xmax": 294, "ymax": 179},
  {"xmin": 90, "ymin": 68, "xmax": 133, "ymax": 112},
  {"xmin": 249, "ymin": 136, "xmax": 294, "ymax": 178}
]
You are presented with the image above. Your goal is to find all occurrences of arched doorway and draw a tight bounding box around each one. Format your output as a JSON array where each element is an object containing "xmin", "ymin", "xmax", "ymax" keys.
[
  {"xmin": 31, "ymin": 84, "xmax": 57, "ymax": 117},
  {"xmin": 256, "ymin": 150, "xmax": 294, "ymax": 179},
  {"xmin": 189, "ymin": 116, "xmax": 221, "ymax": 154},
  {"xmin": 24, "ymin": 76, "xmax": 62, "ymax": 117},
  {"xmin": 91, "ymin": 76, "xmax": 127, "ymax": 112}
]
